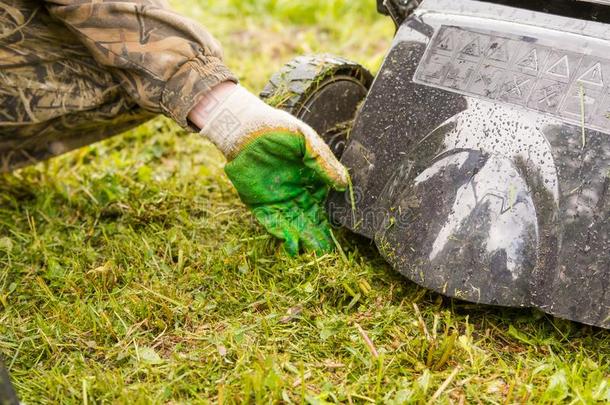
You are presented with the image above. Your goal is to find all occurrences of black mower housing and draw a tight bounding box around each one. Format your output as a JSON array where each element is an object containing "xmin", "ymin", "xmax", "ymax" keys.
[{"xmin": 329, "ymin": 0, "xmax": 610, "ymax": 328}]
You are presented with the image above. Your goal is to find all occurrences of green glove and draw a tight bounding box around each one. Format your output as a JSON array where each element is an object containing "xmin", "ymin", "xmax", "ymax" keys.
[{"xmin": 198, "ymin": 84, "xmax": 348, "ymax": 255}]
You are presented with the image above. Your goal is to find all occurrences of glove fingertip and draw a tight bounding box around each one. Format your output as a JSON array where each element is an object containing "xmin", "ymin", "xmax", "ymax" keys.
[
  {"xmin": 299, "ymin": 225, "xmax": 334, "ymax": 256},
  {"xmin": 332, "ymin": 180, "xmax": 348, "ymax": 192},
  {"xmin": 300, "ymin": 129, "xmax": 349, "ymax": 187},
  {"xmin": 282, "ymin": 240, "xmax": 300, "ymax": 256},
  {"xmin": 307, "ymin": 157, "xmax": 349, "ymax": 190},
  {"xmin": 282, "ymin": 232, "xmax": 300, "ymax": 257},
  {"xmin": 332, "ymin": 167, "xmax": 350, "ymax": 192}
]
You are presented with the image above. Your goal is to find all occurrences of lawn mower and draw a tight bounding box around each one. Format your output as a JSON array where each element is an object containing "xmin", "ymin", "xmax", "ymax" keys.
[
  {"xmin": 0, "ymin": 359, "xmax": 18, "ymax": 405},
  {"xmin": 261, "ymin": 0, "xmax": 610, "ymax": 328}
]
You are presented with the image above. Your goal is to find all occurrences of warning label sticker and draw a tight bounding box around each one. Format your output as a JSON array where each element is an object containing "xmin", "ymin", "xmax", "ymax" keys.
[{"xmin": 414, "ymin": 26, "xmax": 610, "ymax": 134}]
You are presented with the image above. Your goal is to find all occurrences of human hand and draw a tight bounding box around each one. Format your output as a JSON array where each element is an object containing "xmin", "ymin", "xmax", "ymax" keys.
[{"xmin": 191, "ymin": 83, "xmax": 348, "ymax": 255}]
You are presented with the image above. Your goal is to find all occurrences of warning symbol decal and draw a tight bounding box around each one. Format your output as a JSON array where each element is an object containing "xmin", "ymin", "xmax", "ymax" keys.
[
  {"xmin": 560, "ymin": 86, "xmax": 601, "ymax": 120},
  {"xmin": 547, "ymin": 55, "xmax": 570, "ymax": 79},
  {"xmin": 415, "ymin": 26, "xmax": 610, "ymax": 134},
  {"xmin": 436, "ymin": 34, "xmax": 454, "ymax": 52},
  {"xmin": 517, "ymin": 49, "xmax": 539, "ymax": 72},
  {"xmin": 460, "ymin": 37, "xmax": 482, "ymax": 58},
  {"xmin": 504, "ymin": 76, "xmax": 531, "ymax": 99},
  {"xmin": 488, "ymin": 42, "xmax": 509, "ymax": 63},
  {"xmin": 538, "ymin": 85, "xmax": 560, "ymax": 107},
  {"xmin": 593, "ymin": 94, "xmax": 610, "ymax": 128},
  {"xmin": 498, "ymin": 74, "xmax": 534, "ymax": 104},
  {"xmin": 578, "ymin": 62, "xmax": 604, "ymax": 87}
]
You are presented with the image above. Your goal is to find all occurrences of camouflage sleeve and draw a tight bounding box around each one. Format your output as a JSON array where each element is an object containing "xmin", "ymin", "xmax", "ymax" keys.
[{"xmin": 43, "ymin": 0, "xmax": 238, "ymax": 130}]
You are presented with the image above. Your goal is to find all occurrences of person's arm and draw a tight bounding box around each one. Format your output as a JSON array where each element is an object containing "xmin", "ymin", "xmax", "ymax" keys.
[
  {"xmin": 45, "ymin": 0, "xmax": 349, "ymax": 255},
  {"xmin": 43, "ymin": 0, "xmax": 237, "ymax": 130}
]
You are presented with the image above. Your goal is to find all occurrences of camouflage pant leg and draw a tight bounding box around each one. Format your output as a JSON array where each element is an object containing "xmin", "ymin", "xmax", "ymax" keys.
[{"xmin": 0, "ymin": 1, "xmax": 156, "ymax": 173}]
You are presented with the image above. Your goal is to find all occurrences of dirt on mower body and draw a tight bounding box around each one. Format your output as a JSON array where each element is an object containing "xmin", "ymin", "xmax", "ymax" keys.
[{"xmin": 265, "ymin": 0, "xmax": 610, "ymax": 328}]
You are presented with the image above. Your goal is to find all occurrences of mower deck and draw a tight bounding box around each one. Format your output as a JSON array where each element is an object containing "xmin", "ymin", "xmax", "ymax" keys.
[{"xmin": 329, "ymin": 0, "xmax": 609, "ymax": 327}]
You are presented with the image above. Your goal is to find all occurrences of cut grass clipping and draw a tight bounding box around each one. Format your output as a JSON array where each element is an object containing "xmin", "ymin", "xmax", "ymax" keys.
[{"xmin": 1, "ymin": 0, "xmax": 609, "ymax": 403}]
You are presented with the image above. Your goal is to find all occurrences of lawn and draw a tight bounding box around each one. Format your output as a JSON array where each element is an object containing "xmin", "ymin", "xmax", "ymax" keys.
[{"xmin": 1, "ymin": 0, "xmax": 609, "ymax": 403}]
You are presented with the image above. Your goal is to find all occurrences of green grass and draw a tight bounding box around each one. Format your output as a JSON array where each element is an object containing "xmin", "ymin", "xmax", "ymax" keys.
[{"xmin": 1, "ymin": 0, "xmax": 609, "ymax": 403}]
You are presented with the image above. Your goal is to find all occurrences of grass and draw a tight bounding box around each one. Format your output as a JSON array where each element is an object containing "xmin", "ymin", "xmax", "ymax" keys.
[{"xmin": 0, "ymin": 0, "xmax": 609, "ymax": 403}]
